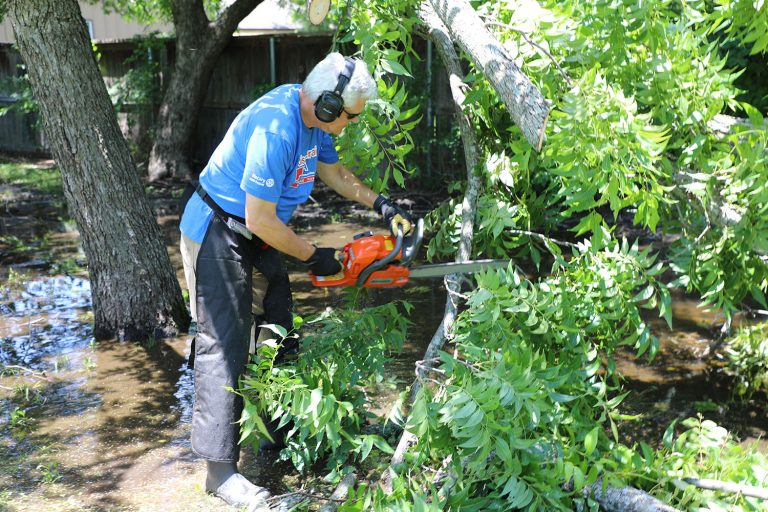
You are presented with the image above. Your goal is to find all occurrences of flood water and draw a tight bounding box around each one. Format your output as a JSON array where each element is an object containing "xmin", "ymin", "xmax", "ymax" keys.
[{"xmin": 1, "ymin": 203, "xmax": 767, "ymax": 510}]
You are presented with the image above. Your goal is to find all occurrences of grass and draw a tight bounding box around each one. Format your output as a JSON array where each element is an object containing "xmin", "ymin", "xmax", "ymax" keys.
[{"xmin": 0, "ymin": 160, "xmax": 62, "ymax": 196}]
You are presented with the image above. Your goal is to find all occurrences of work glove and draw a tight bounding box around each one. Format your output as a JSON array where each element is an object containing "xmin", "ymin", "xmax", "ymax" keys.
[
  {"xmin": 303, "ymin": 246, "xmax": 342, "ymax": 276},
  {"xmin": 373, "ymin": 194, "xmax": 413, "ymax": 236}
]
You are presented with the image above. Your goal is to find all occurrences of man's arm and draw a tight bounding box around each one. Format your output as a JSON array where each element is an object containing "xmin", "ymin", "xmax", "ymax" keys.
[
  {"xmin": 245, "ymin": 194, "xmax": 315, "ymax": 261},
  {"xmin": 316, "ymin": 161, "xmax": 378, "ymax": 208}
]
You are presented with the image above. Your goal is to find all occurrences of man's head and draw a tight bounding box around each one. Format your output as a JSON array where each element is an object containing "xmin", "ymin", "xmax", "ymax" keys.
[{"xmin": 302, "ymin": 53, "xmax": 377, "ymax": 135}]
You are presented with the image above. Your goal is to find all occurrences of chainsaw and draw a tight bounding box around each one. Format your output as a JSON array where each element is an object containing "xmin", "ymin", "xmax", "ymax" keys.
[{"xmin": 310, "ymin": 218, "xmax": 510, "ymax": 288}]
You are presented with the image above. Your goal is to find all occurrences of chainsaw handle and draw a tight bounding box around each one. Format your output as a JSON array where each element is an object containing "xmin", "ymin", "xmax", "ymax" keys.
[
  {"xmin": 355, "ymin": 226, "xmax": 404, "ymax": 287},
  {"xmin": 400, "ymin": 218, "xmax": 423, "ymax": 267}
]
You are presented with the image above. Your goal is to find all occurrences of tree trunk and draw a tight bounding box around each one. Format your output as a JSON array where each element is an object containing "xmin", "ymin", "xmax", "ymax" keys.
[
  {"xmin": 428, "ymin": 0, "xmax": 551, "ymax": 151},
  {"xmin": 146, "ymin": 0, "xmax": 262, "ymax": 181},
  {"xmin": 7, "ymin": 0, "xmax": 189, "ymax": 340}
]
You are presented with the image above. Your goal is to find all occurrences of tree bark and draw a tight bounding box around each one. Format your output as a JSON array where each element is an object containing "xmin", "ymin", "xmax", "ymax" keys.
[
  {"xmin": 683, "ymin": 477, "xmax": 768, "ymax": 500},
  {"xmin": 146, "ymin": 0, "xmax": 263, "ymax": 181},
  {"xmin": 380, "ymin": 0, "xmax": 484, "ymax": 494},
  {"xmin": 428, "ymin": 0, "xmax": 551, "ymax": 151},
  {"xmin": 318, "ymin": 472, "xmax": 357, "ymax": 512},
  {"xmin": 585, "ymin": 481, "xmax": 682, "ymax": 512},
  {"xmin": 7, "ymin": 0, "xmax": 189, "ymax": 340}
]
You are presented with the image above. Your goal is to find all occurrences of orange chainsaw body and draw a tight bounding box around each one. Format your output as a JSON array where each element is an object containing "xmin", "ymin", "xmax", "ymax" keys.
[{"xmin": 310, "ymin": 233, "xmax": 411, "ymax": 288}]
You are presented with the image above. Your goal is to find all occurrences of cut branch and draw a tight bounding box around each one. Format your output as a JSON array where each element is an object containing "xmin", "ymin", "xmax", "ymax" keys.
[
  {"xmin": 683, "ymin": 477, "xmax": 768, "ymax": 500},
  {"xmin": 318, "ymin": 472, "xmax": 358, "ymax": 512},
  {"xmin": 428, "ymin": 0, "xmax": 551, "ymax": 150},
  {"xmin": 584, "ymin": 480, "xmax": 682, "ymax": 512}
]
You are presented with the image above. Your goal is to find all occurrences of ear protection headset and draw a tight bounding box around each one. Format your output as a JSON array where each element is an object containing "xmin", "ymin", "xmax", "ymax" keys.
[{"xmin": 314, "ymin": 57, "xmax": 356, "ymax": 123}]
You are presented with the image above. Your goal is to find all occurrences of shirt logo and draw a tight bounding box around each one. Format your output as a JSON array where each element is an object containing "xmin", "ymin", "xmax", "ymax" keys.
[
  {"xmin": 291, "ymin": 146, "xmax": 318, "ymax": 188},
  {"xmin": 266, "ymin": 178, "xmax": 274, "ymax": 187}
]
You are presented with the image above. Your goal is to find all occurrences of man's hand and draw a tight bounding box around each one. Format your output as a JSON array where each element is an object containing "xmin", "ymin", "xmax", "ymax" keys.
[
  {"xmin": 303, "ymin": 247, "xmax": 343, "ymax": 276},
  {"xmin": 373, "ymin": 194, "xmax": 413, "ymax": 236}
]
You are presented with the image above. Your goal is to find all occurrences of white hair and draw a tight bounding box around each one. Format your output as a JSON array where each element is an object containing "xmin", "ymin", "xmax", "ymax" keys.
[{"xmin": 303, "ymin": 52, "xmax": 378, "ymax": 106}]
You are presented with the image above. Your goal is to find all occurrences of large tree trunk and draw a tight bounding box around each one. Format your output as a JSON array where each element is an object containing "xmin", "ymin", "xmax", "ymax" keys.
[
  {"xmin": 429, "ymin": 0, "xmax": 551, "ymax": 150},
  {"xmin": 8, "ymin": 0, "xmax": 189, "ymax": 340},
  {"xmin": 146, "ymin": 0, "xmax": 262, "ymax": 181}
]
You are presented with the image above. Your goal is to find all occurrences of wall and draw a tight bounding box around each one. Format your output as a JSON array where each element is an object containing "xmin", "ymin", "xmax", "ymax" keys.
[{"xmin": 0, "ymin": 2, "xmax": 171, "ymax": 44}]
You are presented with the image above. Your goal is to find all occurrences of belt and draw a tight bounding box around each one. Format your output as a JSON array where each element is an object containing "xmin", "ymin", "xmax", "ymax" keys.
[{"xmin": 194, "ymin": 182, "xmax": 260, "ymax": 243}]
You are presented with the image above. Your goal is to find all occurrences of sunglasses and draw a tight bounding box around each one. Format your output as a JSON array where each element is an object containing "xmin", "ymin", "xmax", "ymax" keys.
[{"xmin": 343, "ymin": 108, "xmax": 363, "ymax": 120}]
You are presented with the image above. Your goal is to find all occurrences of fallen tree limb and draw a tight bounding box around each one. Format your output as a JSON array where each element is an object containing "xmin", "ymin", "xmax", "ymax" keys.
[
  {"xmin": 318, "ymin": 472, "xmax": 358, "ymax": 512},
  {"xmin": 378, "ymin": 0, "xmax": 483, "ymax": 494},
  {"xmin": 707, "ymin": 114, "xmax": 768, "ymax": 138},
  {"xmin": 584, "ymin": 480, "xmax": 682, "ymax": 512},
  {"xmin": 428, "ymin": 0, "xmax": 551, "ymax": 150},
  {"xmin": 683, "ymin": 477, "xmax": 768, "ymax": 500},
  {"xmin": 263, "ymin": 494, "xmax": 308, "ymax": 512}
]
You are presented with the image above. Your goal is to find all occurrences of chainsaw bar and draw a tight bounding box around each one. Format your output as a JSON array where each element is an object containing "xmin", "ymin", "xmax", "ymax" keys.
[{"xmin": 408, "ymin": 259, "xmax": 510, "ymax": 279}]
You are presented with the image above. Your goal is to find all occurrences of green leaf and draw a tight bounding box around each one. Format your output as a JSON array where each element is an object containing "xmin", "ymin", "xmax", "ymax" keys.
[
  {"xmin": 360, "ymin": 435, "xmax": 374, "ymax": 461},
  {"xmin": 584, "ymin": 426, "xmax": 599, "ymax": 456}
]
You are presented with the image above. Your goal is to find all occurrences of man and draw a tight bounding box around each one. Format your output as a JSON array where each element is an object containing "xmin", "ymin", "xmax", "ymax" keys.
[{"xmin": 179, "ymin": 52, "xmax": 412, "ymax": 509}]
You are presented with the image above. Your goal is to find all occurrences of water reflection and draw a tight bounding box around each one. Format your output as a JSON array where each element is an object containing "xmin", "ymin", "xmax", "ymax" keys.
[{"xmin": 0, "ymin": 276, "xmax": 92, "ymax": 370}]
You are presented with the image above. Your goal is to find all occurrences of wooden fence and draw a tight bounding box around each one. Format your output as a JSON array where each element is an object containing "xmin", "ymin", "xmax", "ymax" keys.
[{"xmin": 0, "ymin": 33, "xmax": 463, "ymax": 179}]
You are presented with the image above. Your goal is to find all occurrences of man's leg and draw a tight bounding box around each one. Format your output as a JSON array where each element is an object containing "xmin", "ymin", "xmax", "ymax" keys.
[
  {"xmin": 254, "ymin": 247, "xmax": 296, "ymax": 361},
  {"xmin": 180, "ymin": 233, "xmax": 200, "ymax": 368},
  {"xmin": 252, "ymin": 248, "xmax": 296, "ymax": 450},
  {"xmin": 191, "ymin": 215, "xmax": 269, "ymax": 508}
]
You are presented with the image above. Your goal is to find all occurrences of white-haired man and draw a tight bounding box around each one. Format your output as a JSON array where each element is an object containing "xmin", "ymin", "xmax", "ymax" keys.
[{"xmin": 178, "ymin": 53, "xmax": 412, "ymax": 508}]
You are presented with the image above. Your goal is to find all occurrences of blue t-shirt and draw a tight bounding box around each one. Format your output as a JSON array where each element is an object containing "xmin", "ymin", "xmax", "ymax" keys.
[{"xmin": 180, "ymin": 84, "xmax": 339, "ymax": 243}]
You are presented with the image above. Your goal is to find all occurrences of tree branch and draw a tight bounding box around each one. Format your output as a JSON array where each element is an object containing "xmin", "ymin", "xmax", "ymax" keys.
[
  {"xmin": 427, "ymin": 0, "xmax": 551, "ymax": 150},
  {"xmin": 584, "ymin": 480, "xmax": 682, "ymax": 512},
  {"xmin": 318, "ymin": 472, "xmax": 358, "ymax": 512},
  {"xmin": 683, "ymin": 477, "xmax": 768, "ymax": 500},
  {"xmin": 483, "ymin": 19, "xmax": 573, "ymax": 88}
]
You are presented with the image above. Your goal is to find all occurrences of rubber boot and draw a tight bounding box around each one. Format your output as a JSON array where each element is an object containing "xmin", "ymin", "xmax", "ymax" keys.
[{"xmin": 205, "ymin": 460, "xmax": 270, "ymax": 509}]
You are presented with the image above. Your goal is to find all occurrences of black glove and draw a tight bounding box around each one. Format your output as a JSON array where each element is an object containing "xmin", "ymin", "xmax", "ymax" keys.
[
  {"xmin": 303, "ymin": 247, "xmax": 342, "ymax": 276},
  {"xmin": 373, "ymin": 194, "xmax": 413, "ymax": 236}
]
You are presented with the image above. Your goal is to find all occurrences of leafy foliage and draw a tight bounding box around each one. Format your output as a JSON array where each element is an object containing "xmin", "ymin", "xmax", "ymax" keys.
[
  {"xmin": 709, "ymin": 0, "xmax": 768, "ymax": 54},
  {"xmin": 239, "ymin": 303, "xmax": 409, "ymax": 472},
  {"xmin": 107, "ymin": 34, "xmax": 166, "ymax": 111},
  {"xmin": 617, "ymin": 416, "xmax": 768, "ymax": 511},
  {"xmin": 724, "ymin": 321, "xmax": 768, "ymax": 399},
  {"xmin": 330, "ymin": 0, "xmax": 421, "ymax": 192},
  {"xmin": 422, "ymin": 0, "xmax": 766, "ymax": 318},
  {"xmin": 378, "ymin": 236, "xmax": 669, "ymax": 511},
  {"xmin": 0, "ymin": 63, "xmax": 39, "ymax": 120}
]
